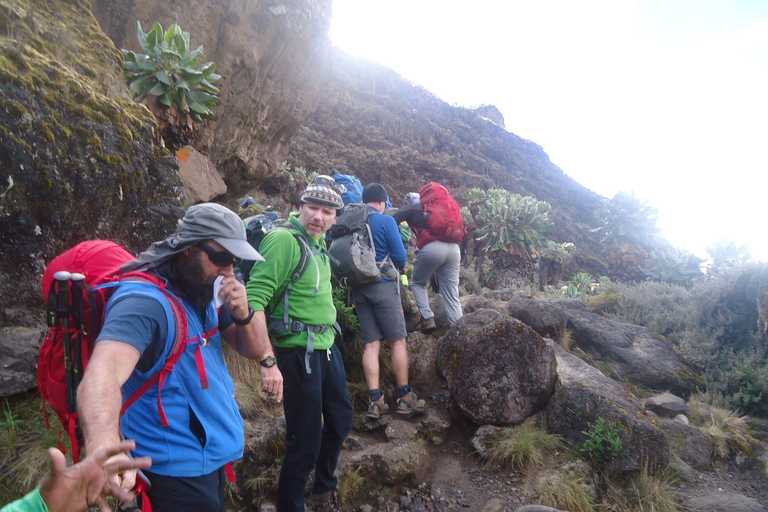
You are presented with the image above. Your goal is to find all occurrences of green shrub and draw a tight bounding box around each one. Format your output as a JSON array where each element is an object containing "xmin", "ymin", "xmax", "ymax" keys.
[
  {"xmin": 733, "ymin": 363, "xmax": 768, "ymax": 416},
  {"xmin": 600, "ymin": 271, "xmax": 768, "ymax": 415},
  {"xmin": 640, "ymin": 248, "xmax": 704, "ymax": 286},
  {"xmin": 580, "ymin": 417, "xmax": 622, "ymax": 468},
  {"xmin": 279, "ymin": 161, "xmax": 318, "ymax": 185},
  {"xmin": 706, "ymin": 240, "xmax": 752, "ymax": 275}
]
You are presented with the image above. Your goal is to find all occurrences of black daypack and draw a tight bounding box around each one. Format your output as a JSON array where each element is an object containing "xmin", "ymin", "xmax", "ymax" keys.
[
  {"xmin": 235, "ymin": 214, "xmax": 277, "ymax": 284},
  {"xmin": 327, "ymin": 203, "xmax": 385, "ymax": 287}
]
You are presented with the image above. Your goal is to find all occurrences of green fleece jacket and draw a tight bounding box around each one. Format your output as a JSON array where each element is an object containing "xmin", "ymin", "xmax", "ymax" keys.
[
  {"xmin": 1, "ymin": 488, "xmax": 48, "ymax": 512},
  {"xmin": 246, "ymin": 214, "xmax": 337, "ymax": 349}
]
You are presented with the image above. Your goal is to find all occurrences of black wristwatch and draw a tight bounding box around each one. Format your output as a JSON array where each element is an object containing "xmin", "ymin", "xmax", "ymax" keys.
[
  {"xmin": 232, "ymin": 305, "xmax": 255, "ymax": 326},
  {"xmin": 260, "ymin": 355, "xmax": 278, "ymax": 368}
]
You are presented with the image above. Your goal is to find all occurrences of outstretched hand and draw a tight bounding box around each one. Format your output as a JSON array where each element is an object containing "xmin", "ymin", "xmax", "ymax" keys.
[{"xmin": 39, "ymin": 440, "xmax": 151, "ymax": 512}]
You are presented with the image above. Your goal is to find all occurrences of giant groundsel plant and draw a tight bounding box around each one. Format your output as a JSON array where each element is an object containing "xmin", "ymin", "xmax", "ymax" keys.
[{"xmin": 122, "ymin": 21, "xmax": 220, "ymax": 151}]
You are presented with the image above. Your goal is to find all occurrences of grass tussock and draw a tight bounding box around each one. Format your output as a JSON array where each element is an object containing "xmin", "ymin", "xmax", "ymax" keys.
[
  {"xmin": 599, "ymin": 466, "xmax": 682, "ymax": 512},
  {"xmin": 557, "ymin": 329, "xmax": 575, "ymax": 351},
  {"xmin": 244, "ymin": 467, "xmax": 280, "ymax": 497},
  {"xmin": 529, "ymin": 470, "xmax": 596, "ymax": 512},
  {"xmin": 705, "ymin": 409, "xmax": 753, "ymax": 458},
  {"xmin": 482, "ymin": 422, "xmax": 564, "ymax": 471},
  {"xmin": 688, "ymin": 394, "xmax": 754, "ymax": 458},
  {"xmin": 338, "ymin": 464, "xmax": 367, "ymax": 504},
  {"xmin": 0, "ymin": 395, "xmax": 65, "ymax": 504},
  {"xmin": 223, "ymin": 344, "xmax": 273, "ymax": 417}
]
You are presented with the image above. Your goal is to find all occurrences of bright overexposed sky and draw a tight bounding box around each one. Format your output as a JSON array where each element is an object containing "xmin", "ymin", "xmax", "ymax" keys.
[{"xmin": 330, "ymin": 0, "xmax": 768, "ymax": 262}]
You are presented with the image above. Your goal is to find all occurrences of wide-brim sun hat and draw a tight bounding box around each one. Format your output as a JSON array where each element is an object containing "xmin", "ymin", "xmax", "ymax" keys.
[{"xmin": 121, "ymin": 203, "xmax": 264, "ymax": 272}]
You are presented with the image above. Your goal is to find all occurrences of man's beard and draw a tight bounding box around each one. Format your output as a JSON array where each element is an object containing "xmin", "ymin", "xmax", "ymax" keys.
[{"xmin": 177, "ymin": 250, "xmax": 215, "ymax": 310}]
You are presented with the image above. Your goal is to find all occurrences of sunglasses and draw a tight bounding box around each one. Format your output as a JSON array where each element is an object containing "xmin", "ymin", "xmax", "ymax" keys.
[
  {"xmin": 198, "ymin": 241, "xmax": 241, "ymax": 267},
  {"xmin": 312, "ymin": 176, "xmax": 347, "ymax": 195}
]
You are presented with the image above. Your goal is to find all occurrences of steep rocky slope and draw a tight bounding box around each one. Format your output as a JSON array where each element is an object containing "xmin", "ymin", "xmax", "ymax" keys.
[
  {"xmin": 0, "ymin": 0, "xmax": 180, "ymax": 326},
  {"xmin": 89, "ymin": 0, "xmax": 334, "ymax": 183},
  {"xmin": 289, "ymin": 49, "xmax": 608, "ymax": 273}
]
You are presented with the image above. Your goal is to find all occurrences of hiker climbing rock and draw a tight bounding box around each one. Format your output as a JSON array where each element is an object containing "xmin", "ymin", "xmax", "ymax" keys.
[
  {"xmin": 330, "ymin": 182, "xmax": 426, "ymax": 420},
  {"xmin": 393, "ymin": 183, "xmax": 466, "ymax": 331}
]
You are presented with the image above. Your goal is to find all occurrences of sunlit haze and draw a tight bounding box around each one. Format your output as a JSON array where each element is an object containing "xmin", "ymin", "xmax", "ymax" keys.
[{"xmin": 331, "ymin": 0, "xmax": 768, "ymax": 262}]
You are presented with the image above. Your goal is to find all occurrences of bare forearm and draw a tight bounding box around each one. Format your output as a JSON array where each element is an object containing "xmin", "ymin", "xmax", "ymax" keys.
[
  {"xmin": 78, "ymin": 364, "xmax": 125, "ymax": 455},
  {"xmin": 227, "ymin": 310, "xmax": 274, "ymax": 360}
]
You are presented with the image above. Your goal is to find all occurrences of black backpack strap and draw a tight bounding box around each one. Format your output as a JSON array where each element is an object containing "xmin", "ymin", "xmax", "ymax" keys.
[{"xmin": 281, "ymin": 231, "xmax": 311, "ymax": 329}]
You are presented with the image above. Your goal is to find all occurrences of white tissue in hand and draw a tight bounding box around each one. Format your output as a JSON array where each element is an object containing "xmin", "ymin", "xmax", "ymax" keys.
[{"xmin": 213, "ymin": 276, "xmax": 225, "ymax": 308}]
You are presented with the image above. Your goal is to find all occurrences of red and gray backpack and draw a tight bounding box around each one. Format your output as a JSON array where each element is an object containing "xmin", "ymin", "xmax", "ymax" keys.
[
  {"xmin": 38, "ymin": 240, "xmax": 192, "ymax": 463},
  {"xmin": 419, "ymin": 182, "xmax": 466, "ymax": 243}
]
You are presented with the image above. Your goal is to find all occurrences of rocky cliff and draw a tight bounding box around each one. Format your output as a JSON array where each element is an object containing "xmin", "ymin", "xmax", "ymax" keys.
[
  {"xmin": 88, "ymin": 0, "xmax": 334, "ymax": 184},
  {"xmin": 0, "ymin": 0, "xmax": 181, "ymax": 326},
  {"xmin": 289, "ymin": 49, "xmax": 608, "ymax": 273}
]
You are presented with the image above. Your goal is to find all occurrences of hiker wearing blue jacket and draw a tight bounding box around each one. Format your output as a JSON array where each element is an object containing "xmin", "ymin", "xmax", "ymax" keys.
[
  {"xmin": 77, "ymin": 204, "xmax": 282, "ymax": 512},
  {"xmin": 354, "ymin": 183, "xmax": 426, "ymax": 420}
]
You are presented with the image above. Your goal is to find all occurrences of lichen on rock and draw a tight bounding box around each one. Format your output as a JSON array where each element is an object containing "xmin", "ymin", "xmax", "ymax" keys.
[{"xmin": 0, "ymin": 0, "xmax": 182, "ymax": 326}]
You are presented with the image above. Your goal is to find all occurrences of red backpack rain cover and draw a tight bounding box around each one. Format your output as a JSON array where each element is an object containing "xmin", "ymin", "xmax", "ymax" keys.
[
  {"xmin": 39, "ymin": 240, "xmax": 136, "ymax": 460},
  {"xmin": 419, "ymin": 182, "xmax": 467, "ymax": 244}
]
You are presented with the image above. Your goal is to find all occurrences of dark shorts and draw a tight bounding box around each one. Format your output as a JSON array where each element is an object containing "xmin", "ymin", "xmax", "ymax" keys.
[
  {"xmin": 141, "ymin": 467, "xmax": 227, "ymax": 512},
  {"xmin": 352, "ymin": 280, "xmax": 408, "ymax": 344}
]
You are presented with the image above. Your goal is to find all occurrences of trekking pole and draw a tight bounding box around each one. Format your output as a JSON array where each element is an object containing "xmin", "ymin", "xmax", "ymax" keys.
[
  {"xmin": 54, "ymin": 271, "xmax": 75, "ymax": 415},
  {"xmin": 70, "ymin": 272, "xmax": 85, "ymax": 405}
]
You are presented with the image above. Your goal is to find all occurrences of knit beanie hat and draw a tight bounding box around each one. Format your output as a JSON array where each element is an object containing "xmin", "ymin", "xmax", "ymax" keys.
[
  {"xmin": 300, "ymin": 178, "xmax": 344, "ymax": 210},
  {"xmin": 362, "ymin": 183, "xmax": 388, "ymax": 204}
]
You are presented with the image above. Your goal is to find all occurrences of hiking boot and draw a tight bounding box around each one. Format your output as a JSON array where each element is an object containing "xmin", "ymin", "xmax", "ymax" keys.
[
  {"xmin": 416, "ymin": 315, "xmax": 437, "ymax": 333},
  {"xmin": 366, "ymin": 396, "xmax": 390, "ymax": 419},
  {"xmin": 396, "ymin": 390, "xmax": 426, "ymax": 418},
  {"xmin": 308, "ymin": 489, "xmax": 341, "ymax": 512}
]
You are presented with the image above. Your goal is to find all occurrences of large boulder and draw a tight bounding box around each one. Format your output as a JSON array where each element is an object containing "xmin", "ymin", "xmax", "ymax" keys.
[
  {"xmin": 682, "ymin": 493, "xmax": 766, "ymax": 512},
  {"xmin": 545, "ymin": 341, "xmax": 669, "ymax": 475},
  {"xmin": 436, "ymin": 309, "xmax": 557, "ymax": 426},
  {"xmin": 507, "ymin": 291, "xmax": 567, "ymax": 340},
  {"xmin": 90, "ymin": 0, "xmax": 333, "ymax": 183},
  {"xmin": 343, "ymin": 439, "xmax": 434, "ymax": 486},
  {"xmin": 552, "ymin": 299, "xmax": 700, "ymax": 397},
  {"xmin": 0, "ymin": 327, "xmax": 43, "ymax": 396},
  {"xmin": 503, "ymin": 293, "xmax": 701, "ymax": 397},
  {"xmin": 657, "ymin": 418, "xmax": 711, "ymax": 471},
  {"xmin": 645, "ymin": 392, "xmax": 691, "ymax": 418},
  {"xmin": 406, "ymin": 332, "xmax": 439, "ymax": 390},
  {"xmin": 176, "ymin": 146, "xmax": 226, "ymax": 206},
  {"xmin": 430, "ymin": 294, "xmax": 508, "ymax": 331},
  {"xmin": 0, "ymin": 0, "xmax": 181, "ymax": 328}
]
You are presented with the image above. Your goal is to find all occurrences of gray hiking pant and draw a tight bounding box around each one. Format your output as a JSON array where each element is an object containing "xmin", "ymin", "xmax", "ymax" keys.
[{"xmin": 412, "ymin": 241, "xmax": 462, "ymax": 324}]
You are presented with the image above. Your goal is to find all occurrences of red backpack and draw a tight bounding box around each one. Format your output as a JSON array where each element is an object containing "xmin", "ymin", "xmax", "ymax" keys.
[
  {"xmin": 38, "ymin": 240, "xmax": 190, "ymax": 463},
  {"xmin": 419, "ymin": 182, "xmax": 466, "ymax": 243}
]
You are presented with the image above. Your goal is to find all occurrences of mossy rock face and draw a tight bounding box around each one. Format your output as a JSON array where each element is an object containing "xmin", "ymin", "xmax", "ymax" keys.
[{"xmin": 0, "ymin": 0, "xmax": 182, "ymax": 326}]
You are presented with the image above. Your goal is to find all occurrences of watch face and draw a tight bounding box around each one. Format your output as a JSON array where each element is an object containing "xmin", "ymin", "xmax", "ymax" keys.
[{"xmin": 261, "ymin": 356, "xmax": 277, "ymax": 368}]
